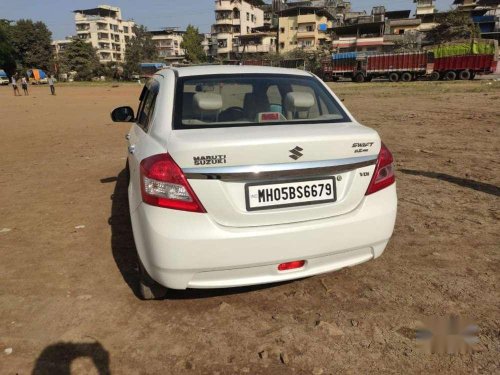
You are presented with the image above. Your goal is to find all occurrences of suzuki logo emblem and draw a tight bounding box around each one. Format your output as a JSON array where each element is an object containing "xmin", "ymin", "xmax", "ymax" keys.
[{"xmin": 289, "ymin": 146, "xmax": 303, "ymax": 160}]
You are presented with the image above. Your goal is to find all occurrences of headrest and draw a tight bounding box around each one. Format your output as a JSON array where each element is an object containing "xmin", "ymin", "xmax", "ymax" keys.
[
  {"xmin": 193, "ymin": 92, "xmax": 223, "ymax": 111},
  {"xmin": 285, "ymin": 92, "xmax": 315, "ymax": 112}
]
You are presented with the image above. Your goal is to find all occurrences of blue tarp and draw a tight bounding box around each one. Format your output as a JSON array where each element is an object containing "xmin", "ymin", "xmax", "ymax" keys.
[
  {"xmin": 332, "ymin": 52, "xmax": 357, "ymax": 60},
  {"xmin": 0, "ymin": 69, "xmax": 8, "ymax": 78},
  {"xmin": 27, "ymin": 69, "xmax": 47, "ymax": 80}
]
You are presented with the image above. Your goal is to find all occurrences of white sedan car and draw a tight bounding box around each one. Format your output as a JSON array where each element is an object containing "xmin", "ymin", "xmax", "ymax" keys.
[{"xmin": 111, "ymin": 66, "xmax": 397, "ymax": 299}]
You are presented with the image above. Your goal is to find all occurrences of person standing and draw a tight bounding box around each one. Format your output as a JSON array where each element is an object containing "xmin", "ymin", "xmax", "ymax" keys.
[
  {"xmin": 21, "ymin": 76, "xmax": 29, "ymax": 95},
  {"xmin": 11, "ymin": 75, "xmax": 20, "ymax": 96},
  {"xmin": 48, "ymin": 75, "xmax": 56, "ymax": 95}
]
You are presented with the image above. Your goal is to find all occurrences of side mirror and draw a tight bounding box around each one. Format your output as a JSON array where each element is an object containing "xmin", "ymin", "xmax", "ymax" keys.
[{"xmin": 111, "ymin": 106, "xmax": 135, "ymax": 122}]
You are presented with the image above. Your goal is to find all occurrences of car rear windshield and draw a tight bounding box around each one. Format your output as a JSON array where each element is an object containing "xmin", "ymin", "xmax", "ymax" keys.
[{"xmin": 173, "ymin": 74, "xmax": 350, "ymax": 129}]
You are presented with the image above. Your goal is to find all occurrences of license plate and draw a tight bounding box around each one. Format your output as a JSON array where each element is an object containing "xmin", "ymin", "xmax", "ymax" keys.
[{"xmin": 245, "ymin": 178, "xmax": 336, "ymax": 211}]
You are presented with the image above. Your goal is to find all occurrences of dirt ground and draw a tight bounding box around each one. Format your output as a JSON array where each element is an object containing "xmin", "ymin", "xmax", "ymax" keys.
[{"xmin": 0, "ymin": 79, "xmax": 499, "ymax": 375}]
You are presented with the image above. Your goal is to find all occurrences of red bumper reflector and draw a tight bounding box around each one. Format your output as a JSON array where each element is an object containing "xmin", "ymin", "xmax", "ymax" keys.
[{"xmin": 278, "ymin": 260, "xmax": 306, "ymax": 271}]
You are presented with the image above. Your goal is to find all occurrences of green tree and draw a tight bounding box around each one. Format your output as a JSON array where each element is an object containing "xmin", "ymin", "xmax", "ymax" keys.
[
  {"xmin": 426, "ymin": 10, "xmax": 481, "ymax": 45},
  {"xmin": 124, "ymin": 25, "xmax": 158, "ymax": 78},
  {"xmin": 0, "ymin": 20, "xmax": 16, "ymax": 74},
  {"xmin": 9, "ymin": 19, "xmax": 53, "ymax": 71},
  {"xmin": 60, "ymin": 39, "xmax": 100, "ymax": 81},
  {"xmin": 181, "ymin": 25, "xmax": 206, "ymax": 64}
]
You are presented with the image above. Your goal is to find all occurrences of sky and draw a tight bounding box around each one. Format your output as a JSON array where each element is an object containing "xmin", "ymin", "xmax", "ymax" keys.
[{"xmin": 0, "ymin": 0, "xmax": 455, "ymax": 40}]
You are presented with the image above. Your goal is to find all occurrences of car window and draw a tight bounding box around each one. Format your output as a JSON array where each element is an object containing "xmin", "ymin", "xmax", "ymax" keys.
[
  {"xmin": 174, "ymin": 74, "xmax": 349, "ymax": 129},
  {"xmin": 136, "ymin": 80, "xmax": 159, "ymax": 132}
]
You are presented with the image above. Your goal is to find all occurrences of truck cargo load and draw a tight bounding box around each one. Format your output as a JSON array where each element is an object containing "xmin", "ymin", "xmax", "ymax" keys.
[{"xmin": 430, "ymin": 39, "xmax": 497, "ymax": 58}]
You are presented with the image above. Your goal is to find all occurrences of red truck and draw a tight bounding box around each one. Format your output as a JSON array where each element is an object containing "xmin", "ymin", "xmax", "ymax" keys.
[
  {"xmin": 322, "ymin": 43, "xmax": 498, "ymax": 83},
  {"xmin": 429, "ymin": 54, "xmax": 497, "ymax": 80},
  {"xmin": 321, "ymin": 52, "xmax": 431, "ymax": 82}
]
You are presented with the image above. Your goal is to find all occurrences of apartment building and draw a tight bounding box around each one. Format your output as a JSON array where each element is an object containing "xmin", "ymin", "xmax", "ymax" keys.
[
  {"xmin": 453, "ymin": 0, "xmax": 500, "ymax": 41},
  {"xmin": 237, "ymin": 31, "xmax": 277, "ymax": 53},
  {"xmin": 73, "ymin": 5, "xmax": 135, "ymax": 63},
  {"xmin": 329, "ymin": 7, "xmax": 424, "ymax": 53},
  {"xmin": 51, "ymin": 39, "xmax": 73, "ymax": 58},
  {"xmin": 150, "ymin": 28, "xmax": 186, "ymax": 65},
  {"xmin": 413, "ymin": 0, "xmax": 436, "ymax": 16},
  {"xmin": 412, "ymin": 0, "xmax": 440, "ymax": 31},
  {"xmin": 278, "ymin": 6, "xmax": 334, "ymax": 52},
  {"xmin": 212, "ymin": 0, "xmax": 265, "ymax": 58},
  {"xmin": 202, "ymin": 33, "xmax": 218, "ymax": 58}
]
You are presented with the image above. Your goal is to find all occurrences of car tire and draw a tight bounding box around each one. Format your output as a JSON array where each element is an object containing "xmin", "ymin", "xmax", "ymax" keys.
[
  {"xmin": 430, "ymin": 71, "xmax": 440, "ymax": 81},
  {"xmin": 444, "ymin": 71, "xmax": 457, "ymax": 81},
  {"xmin": 389, "ymin": 72, "xmax": 399, "ymax": 82},
  {"xmin": 401, "ymin": 72, "xmax": 412, "ymax": 82},
  {"xmin": 137, "ymin": 260, "xmax": 168, "ymax": 300},
  {"xmin": 459, "ymin": 70, "xmax": 471, "ymax": 80}
]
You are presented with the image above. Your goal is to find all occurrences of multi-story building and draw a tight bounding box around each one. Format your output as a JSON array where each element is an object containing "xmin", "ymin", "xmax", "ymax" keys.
[
  {"xmin": 150, "ymin": 28, "xmax": 186, "ymax": 65},
  {"xmin": 330, "ymin": 7, "xmax": 423, "ymax": 53},
  {"xmin": 73, "ymin": 5, "xmax": 135, "ymax": 63},
  {"xmin": 237, "ymin": 31, "xmax": 277, "ymax": 53},
  {"xmin": 212, "ymin": 0, "xmax": 265, "ymax": 59},
  {"xmin": 278, "ymin": 6, "xmax": 334, "ymax": 52},
  {"xmin": 413, "ymin": 0, "xmax": 436, "ymax": 16},
  {"xmin": 413, "ymin": 0, "xmax": 439, "ymax": 31},
  {"xmin": 51, "ymin": 38, "xmax": 74, "ymax": 75},
  {"xmin": 202, "ymin": 33, "xmax": 218, "ymax": 58},
  {"xmin": 453, "ymin": 0, "xmax": 500, "ymax": 41},
  {"xmin": 51, "ymin": 39, "xmax": 73, "ymax": 57}
]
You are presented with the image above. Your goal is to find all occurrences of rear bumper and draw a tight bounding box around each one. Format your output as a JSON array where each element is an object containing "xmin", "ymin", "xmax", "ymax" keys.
[{"xmin": 130, "ymin": 184, "xmax": 397, "ymax": 290}]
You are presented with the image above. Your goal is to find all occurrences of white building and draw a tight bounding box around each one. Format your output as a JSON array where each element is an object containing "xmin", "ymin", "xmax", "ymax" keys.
[
  {"xmin": 150, "ymin": 28, "xmax": 186, "ymax": 65},
  {"xmin": 212, "ymin": 0, "xmax": 265, "ymax": 59},
  {"xmin": 73, "ymin": 5, "xmax": 135, "ymax": 63},
  {"xmin": 51, "ymin": 39, "xmax": 72, "ymax": 57}
]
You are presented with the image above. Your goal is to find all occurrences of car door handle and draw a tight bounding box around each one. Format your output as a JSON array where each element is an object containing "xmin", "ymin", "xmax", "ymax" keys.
[
  {"xmin": 128, "ymin": 145, "xmax": 136, "ymax": 154},
  {"xmin": 125, "ymin": 133, "xmax": 131, "ymax": 140}
]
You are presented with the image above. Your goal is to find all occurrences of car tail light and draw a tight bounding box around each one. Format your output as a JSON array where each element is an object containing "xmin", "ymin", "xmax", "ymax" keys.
[
  {"xmin": 140, "ymin": 153, "xmax": 206, "ymax": 213},
  {"xmin": 365, "ymin": 143, "xmax": 395, "ymax": 195},
  {"xmin": 278, "ymin": 260, "xmax": 306, "ymax": 271}
]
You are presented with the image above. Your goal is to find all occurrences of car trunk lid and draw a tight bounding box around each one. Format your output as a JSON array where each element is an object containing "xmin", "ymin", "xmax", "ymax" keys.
[{"xmin": 167, "ymin": 123, "xmax": 380, "ymax": 227}]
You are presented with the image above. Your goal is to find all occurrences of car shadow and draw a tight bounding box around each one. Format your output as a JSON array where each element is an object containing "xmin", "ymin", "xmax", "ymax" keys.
[
  {"xmin": 400, "ymin": 169, "xmax": 500, "ymax": 197},
  {"xmin": 107, "ymin": 168, "xmax": 294, "ymax": 300},
  {"xmin": 32, "ymin": 341, "xmax": 110, "ymax": 375}
]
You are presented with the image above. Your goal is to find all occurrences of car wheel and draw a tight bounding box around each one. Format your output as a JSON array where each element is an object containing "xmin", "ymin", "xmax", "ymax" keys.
[
  {"xmin": 137, "ymin": 260, "xmax": 168, "ymax": 300},
  {"xmin": 389, "ymin": 72, "xmax": 399, "ymax": 82}
]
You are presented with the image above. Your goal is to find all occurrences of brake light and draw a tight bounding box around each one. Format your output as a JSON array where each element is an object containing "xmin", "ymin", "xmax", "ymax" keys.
[
  {"xmin": 365, "ymin": 143, "xmax": 395, "ymax": 195},
  {"xmin": 278, "ymin": 260, "xmax": 306, "ymax": 271},
  {"xmin": 140, "ymin": 153, "xmax": 206, "ymax": 213}
]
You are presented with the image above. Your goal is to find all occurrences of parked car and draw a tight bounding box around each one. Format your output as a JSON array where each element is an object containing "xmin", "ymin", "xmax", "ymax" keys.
[
  {"xmin": 111, "ymin": 66, "xmax": 397, "ymax": 299},
  {"xmin": 0, "ymin": 70, "xmax": 9, "ymax": 85}
]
